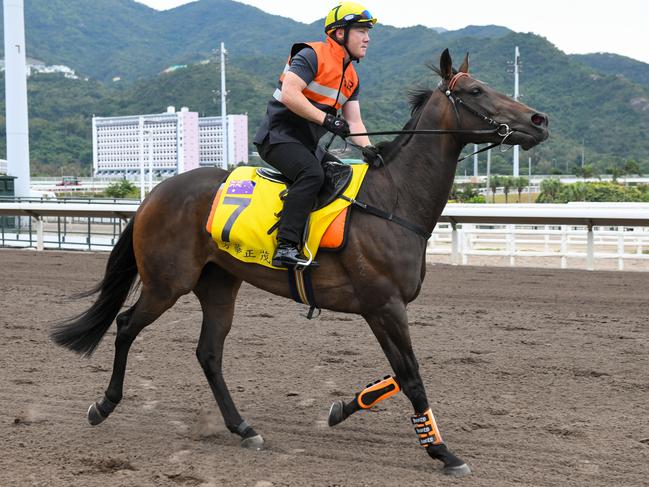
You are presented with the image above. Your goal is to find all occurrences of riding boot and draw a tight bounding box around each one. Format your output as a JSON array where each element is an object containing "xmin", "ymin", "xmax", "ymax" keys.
[{"xmin": 272, "ymin": 239, "xmax": 318, "ymax": 268}]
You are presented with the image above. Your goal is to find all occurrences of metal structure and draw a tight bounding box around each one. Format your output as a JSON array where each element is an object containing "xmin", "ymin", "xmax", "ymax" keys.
[
  {"xmin": 220, "ymin": 42, "xmax": 228, "ymax": 170},
  {"xmin": 3, "ymin": 0, "xmax": 31, "ymax": 197},
  {"xmin": 1, "ymin": 201, "xmax": 649, "ymax": 271},
  {"xmin": 512, "ymin": 46, "xmax": 520, "ymax": 177}
]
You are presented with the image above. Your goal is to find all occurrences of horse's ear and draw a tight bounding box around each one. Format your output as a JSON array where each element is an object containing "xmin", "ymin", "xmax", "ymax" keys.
[
  {"xmin": 440, "ymin": 48, "xmax": 453, "ymax": 80},
  {"xmin": 458, "ymin": 52, "xmax": 469, "ymax": 73}
]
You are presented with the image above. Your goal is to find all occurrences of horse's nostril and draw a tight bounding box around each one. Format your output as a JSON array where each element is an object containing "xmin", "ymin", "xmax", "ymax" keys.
[{"xmin": 531, "ymin": 113, "xmax": 547, "ymax": 126}]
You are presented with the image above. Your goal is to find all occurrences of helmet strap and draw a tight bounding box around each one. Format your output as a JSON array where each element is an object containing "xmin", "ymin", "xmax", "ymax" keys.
[{"xmin": 342, "ymin": 25, "xmax": 360, "ymax": 63}]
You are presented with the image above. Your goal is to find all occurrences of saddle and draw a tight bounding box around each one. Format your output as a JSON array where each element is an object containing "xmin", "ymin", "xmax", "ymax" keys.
[{"xmin": 256, "ymin": 161, "xmax": 353, "ymax": 210}]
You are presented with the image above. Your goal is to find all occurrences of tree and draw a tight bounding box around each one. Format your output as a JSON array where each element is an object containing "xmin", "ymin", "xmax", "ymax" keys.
[
  {"xmin": 502, "ymin": 176, "xmax": 513, "ymax": 203},
  {"xmin": 624, "ymin": 159, "xmax": 641, "ymax": 177},
  {"xmin": 537, "ymin": 177, "xmax": 562, "ymax": 203},
  {"xmin": 104, "ymin": 179, "xmax": 138, "ymax": 199},
  {"xmin": 515, "ymin": 176, "xmax": 529, "ymax": 203},
  {"xmin": 489, "ymin": 175, "xmax": 501, "ymax": 203},
  {"xmin": 581, "ymin": 164, "xmax": 596, "ymax": 180}
]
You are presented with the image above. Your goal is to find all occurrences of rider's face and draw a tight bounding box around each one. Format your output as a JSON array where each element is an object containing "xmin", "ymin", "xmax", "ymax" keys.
[{"xmin": 337, "ymin": 27, "xmax": 370, "ymax": 60}]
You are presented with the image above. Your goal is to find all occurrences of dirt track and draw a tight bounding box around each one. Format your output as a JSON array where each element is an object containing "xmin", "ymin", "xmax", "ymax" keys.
[{"xmin": 1, "ymin": 248, "xmax": 648, "ymax": 486}]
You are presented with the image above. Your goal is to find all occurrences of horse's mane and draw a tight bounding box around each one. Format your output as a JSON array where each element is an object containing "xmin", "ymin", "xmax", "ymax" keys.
[{"xmin": 376, "ymin": 64, "xmax": 457, "ymax": 163}]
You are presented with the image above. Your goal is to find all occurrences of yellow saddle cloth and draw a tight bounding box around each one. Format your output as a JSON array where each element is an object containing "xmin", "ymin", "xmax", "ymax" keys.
[{"xmin": 206, "ymin": 164, "xmax": 369, "ymax": 269}]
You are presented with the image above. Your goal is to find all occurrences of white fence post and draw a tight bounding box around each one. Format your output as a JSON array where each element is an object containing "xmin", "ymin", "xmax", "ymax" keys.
[
  {"xmin": 36, "ymin": 217, "xmax": 44, "ymax": 251},
  {"xmin": 451, "ymin": 222, "xmax": 459, "ymax": 266},
  {"xmin": 560, "ymin": 225, "xmax": 568, "ymax": 269},
  {"xmin": 461, "ymin": 224, "xmax": 469, "ymax": 265},
  {"xmin": 617, "ymin": 227, "xmax": 625, "ymax": 271},
  {"xmin": 508, "ymin": 224, "xmax": 516, "ymax": 267},
  {"xmin": 587, "ymin": 224, "xmax": 595, "ymax": 271}
]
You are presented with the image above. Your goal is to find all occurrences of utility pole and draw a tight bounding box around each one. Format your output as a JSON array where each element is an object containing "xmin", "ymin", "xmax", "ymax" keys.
[
  {"xmin": 581, "ymin": 138, "xmax": 585, "ymax": 168},
  {"xmin": 486, "ymin": 149, "xmax": 492, "ymax": 203},
  {"xmin": 528, "ymin": 156, "xmax": 532, "ymax": 203},
  {"xmin": 3, "ymin": 0, "xmax": 31, "ymax": 197},
  {"xmin": 512, "ymin": 46, "xmax": 520, "ymax": 177},
  {"xmin": 473, "ymin": 144, "xmax": 478, "ymax": 178},
  {"xmin": 220, "ymin": 42, "xmax": 228, "ymax": 170}
]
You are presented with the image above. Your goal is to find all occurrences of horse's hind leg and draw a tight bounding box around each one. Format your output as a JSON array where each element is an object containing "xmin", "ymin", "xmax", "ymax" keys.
[
  {"xmin": 193, "ymin": 263, "xmax": 264, "ymax": 450},
  {"xmin": 87, "ymin": 286, "xmax": 176, "ymax": 425}
]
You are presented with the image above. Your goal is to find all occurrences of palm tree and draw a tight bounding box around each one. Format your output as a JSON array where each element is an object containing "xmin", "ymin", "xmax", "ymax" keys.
[
  {"xmin": 489, "ymin": 175, "xmax": 501, "ymax": 203},
  {"xmin": 515, "ymin": 176, "xmax": 529, "ymax": 203},
  {"xmin": 538, "ymin": 177, "xmax": 562, "ymax": 203},
  {"xmin": 502, "ymin": 176, "xmax": 513, "ymax": 203}
]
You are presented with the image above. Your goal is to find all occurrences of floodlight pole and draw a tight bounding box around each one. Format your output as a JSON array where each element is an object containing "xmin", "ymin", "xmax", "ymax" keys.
[
  {"xmin": 3, "ymin": 0, "xmax": 31, "ymax": 197},
  {"xmin": 220, "ymin": 42, "xmax": 228, "ymax": 170},
  {"xmin": 512, "ymin": 46, "xmax": 520, "ymax": 177}
]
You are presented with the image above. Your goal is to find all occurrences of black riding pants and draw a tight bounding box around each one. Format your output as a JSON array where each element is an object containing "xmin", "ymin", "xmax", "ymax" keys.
[{"xmin": 258, "ymin": 142, "xmax": 324, "ymax": 244}]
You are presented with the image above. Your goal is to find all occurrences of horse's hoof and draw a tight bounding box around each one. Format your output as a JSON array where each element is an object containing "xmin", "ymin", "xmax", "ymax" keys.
[
  {"xmin": 328, "ymin": 400, "xmax": 345, "ymax": 427},
  {"xmin": 87, "ymin": 402, "xmax": 107, "ymax": 426},
  {"xmin": 444, "ymin": 463, "xmax": 471, "ymax": 477},
  {"xmin": 241, "ymin": 434, "xmax": 264, "ymax": 450}
]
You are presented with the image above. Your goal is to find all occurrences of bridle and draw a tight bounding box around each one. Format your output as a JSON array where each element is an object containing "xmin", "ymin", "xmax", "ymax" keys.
[
  {"xmin": 345, "ymin": 71, "xmax": 517, "ymax": 162},
  {"xmin": 325, "ymin": 72, "xmax": 522, "ymax": 240},
  {"xmin": 440, "ymin": 72, "xmax": 515, "ymax": 159}
]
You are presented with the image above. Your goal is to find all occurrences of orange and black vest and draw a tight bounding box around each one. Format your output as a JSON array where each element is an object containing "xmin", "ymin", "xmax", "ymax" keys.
[
  {"xmin": 275, "ymin": 36, "xmax": 359, "ymax": 112},
  {"xmin": 253, "ymin": 37, "xmax": 359, "ymax": 150}
]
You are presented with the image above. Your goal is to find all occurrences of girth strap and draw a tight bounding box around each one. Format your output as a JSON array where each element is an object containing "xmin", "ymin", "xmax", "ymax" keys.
[{"xmin": 340, "ymin": 195, "xmax": 431, "ymax": 240}]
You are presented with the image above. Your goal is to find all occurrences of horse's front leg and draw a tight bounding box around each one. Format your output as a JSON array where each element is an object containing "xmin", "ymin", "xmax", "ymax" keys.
[{"xmin": 331, "ymin": 299, "xmax": 471, "ymax": 477}]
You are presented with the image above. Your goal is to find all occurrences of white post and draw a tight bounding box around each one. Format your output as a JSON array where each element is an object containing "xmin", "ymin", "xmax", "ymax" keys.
[
  {"xmin": 617, "ymin": 227, "xmax": 624, "ymax": 271},
  {"xmin": 461, "ymin": 224, "xmax": 469, "ymax": 265},
  {"xmin": 4, "ymin": 0, "xmax": 31, "ymax": 198},
  {"xmin": 36, "ymin": 217, "xmax": 43, "ymax": 251},
  {"xmin": 508, "ymin": 224, "xmax": 516, "ymax": 267},
  {"xmin": 473, "ymin": 145, "xmax": 478, "ymax": 178},
  {"xmin": 512, "ymin": 46, "xmax": 520, "ymax": 177},
  {"xmin": 139, "ymin": 117, "xmax": 145, "ymax": 201},
  {"xmin": 220, "ymin": 42, "xmax": 228, "ymax": 170},
  {"xmin": 587, "ymin": 224, "xmax": 594, "ymax": 271},
  {"xmin": 148, "ymin": 130, "xmax": 154, "ymax": 192},
  {"xmin": 451, "ymin": 222, "xmax": 459, "ymax": 265},
  {"xmin": 560, "ymin": 225, "xmax": 568, "ymax": 269}
]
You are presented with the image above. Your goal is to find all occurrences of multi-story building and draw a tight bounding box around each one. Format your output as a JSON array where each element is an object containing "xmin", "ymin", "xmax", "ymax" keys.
[
  {"xmin": 198, "ymin": 114, "xmax": 249, "ymax": 168},
  {"xmin": 92, "ymin": 108, "xmax": 248, "ymax": 178}
]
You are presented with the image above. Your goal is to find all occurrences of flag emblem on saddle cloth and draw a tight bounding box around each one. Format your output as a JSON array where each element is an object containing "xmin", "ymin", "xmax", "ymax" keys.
[
  {"xmin": 226, "ymin": 180, "xmax": 255, "ymax": 195},
  {"xmin": 205, "ymin": 164, "xmax": 369, "ymax": 270}
]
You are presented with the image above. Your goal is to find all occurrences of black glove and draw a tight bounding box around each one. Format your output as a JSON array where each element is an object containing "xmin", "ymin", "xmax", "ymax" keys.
[
  {"xmin": 361, "ymin": 145, "xmax": 384, "ymax": 167},
  {"xmin": 322, "ymin": 114, "xmax": 350, "ymax": 138}
]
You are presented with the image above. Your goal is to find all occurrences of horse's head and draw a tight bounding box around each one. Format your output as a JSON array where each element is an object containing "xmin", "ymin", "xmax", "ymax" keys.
[{"xmin": 428, "ymin": 49, "xmax": 549, "ymax": 150}]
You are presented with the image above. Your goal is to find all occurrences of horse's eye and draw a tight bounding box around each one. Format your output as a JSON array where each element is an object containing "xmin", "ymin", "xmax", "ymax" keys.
[{"xmin": 470, "ymin": 87, "xmax": 483, "ymax": 95}]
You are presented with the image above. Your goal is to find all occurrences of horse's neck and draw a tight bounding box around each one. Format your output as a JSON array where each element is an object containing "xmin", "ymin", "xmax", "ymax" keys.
[{"xmin": 373, "ymin": 96, "xmax": 463, "ymax": 236}]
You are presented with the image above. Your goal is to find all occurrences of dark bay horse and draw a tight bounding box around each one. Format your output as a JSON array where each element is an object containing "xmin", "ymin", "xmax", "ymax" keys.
[{"xmin": 52, "ymin": 49, "xmax": 548, "ymax": 476}]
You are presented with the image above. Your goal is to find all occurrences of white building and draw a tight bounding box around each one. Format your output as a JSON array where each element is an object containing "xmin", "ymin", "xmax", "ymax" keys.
[
  {"xmin": 0, "ymin": 57, "xmax": 78, "ymax": 79},
  {"xmin": 199, "ymin": 114, "xmax": 249, "ymax": 168},
  {"xmin": 92, "ymin": 108, "xmax": 248, "ymax": 177}
]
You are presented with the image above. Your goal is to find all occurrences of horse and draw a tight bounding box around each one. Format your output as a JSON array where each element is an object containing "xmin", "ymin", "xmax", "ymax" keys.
[{"xmin": 51, "ymin": 49, "xmax": 548, "ymax": 477}]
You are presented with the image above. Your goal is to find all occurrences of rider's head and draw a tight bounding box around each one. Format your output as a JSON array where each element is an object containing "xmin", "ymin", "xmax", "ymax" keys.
[{"xmin": 325, "ymin": 2, "xmax": 377, "ymax": 61}]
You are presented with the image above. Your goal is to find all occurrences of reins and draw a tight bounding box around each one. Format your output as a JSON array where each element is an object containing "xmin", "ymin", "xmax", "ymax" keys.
[
  {"xmin": 329, "ymin": 71, "xmax": 517, "ymax": 240},
  {"xmin": 347, "ymin": 71, "xmax": 516, "ymax": 162}
]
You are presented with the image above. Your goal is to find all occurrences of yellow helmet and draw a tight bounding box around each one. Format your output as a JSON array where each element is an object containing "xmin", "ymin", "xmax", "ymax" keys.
[{"xmin": 324, "ymin": 2, "xmax": 377, "ymax": 35}]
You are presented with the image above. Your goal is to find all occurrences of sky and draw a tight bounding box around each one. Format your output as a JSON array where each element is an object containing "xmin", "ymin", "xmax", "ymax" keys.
[{"xmin": 136, "ymin": 0, "xmax": 649, "ymax": 64}]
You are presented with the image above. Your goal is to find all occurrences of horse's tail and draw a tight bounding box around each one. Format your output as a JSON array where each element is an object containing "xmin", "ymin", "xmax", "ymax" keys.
[{"xmin": 50, "ymin": 218, "xmax": 138, "ymax": 357}]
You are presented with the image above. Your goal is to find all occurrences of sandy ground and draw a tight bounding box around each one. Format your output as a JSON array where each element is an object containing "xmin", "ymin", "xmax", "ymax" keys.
[{"xmin": 1, "ymin": 248, "xmax": 648, "ymax": 487}]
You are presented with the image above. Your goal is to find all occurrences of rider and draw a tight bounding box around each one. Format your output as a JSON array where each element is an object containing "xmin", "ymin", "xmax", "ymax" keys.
[{"xmin": 253, "ymin": 2, "xmax": 381, "ymax": 268}]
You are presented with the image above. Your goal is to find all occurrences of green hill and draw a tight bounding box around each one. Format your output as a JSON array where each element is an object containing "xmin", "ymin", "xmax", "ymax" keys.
[
  {"xmin": 571, "ymin": 53, "xmax": 649, "ymax": 90},
  {"xmin": 0, "ymin": 0, "xmax": 647, "ymax": 176}
]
